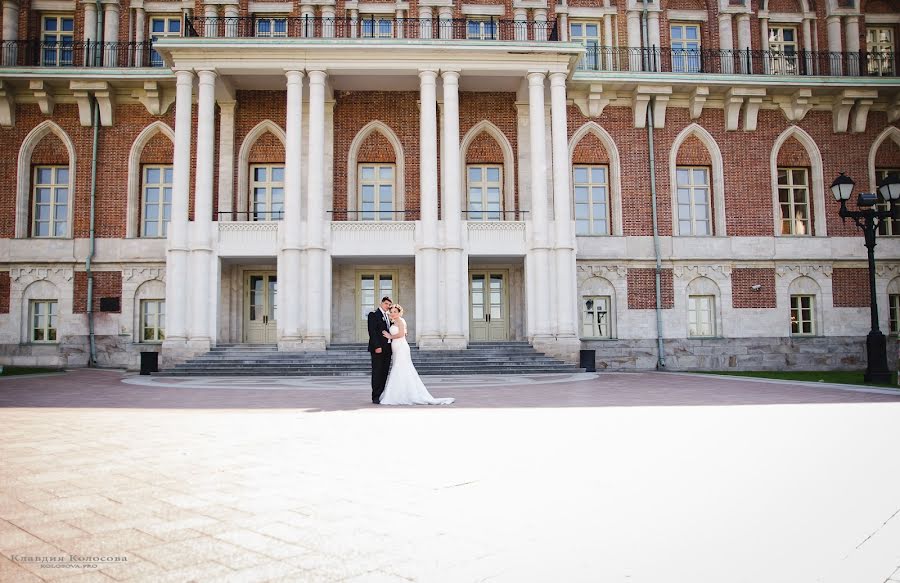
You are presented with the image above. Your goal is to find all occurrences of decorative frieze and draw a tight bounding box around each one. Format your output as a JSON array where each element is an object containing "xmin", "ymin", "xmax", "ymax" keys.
[
  {"xmin": 11, "ymin": 267, "xmax": 73, "ymax": 283},
  {"xmin": 124, "ymin": 267, "xmax": 166, "ymax": 282},
  {"xmin": 775, "ymin": 264, "xmax": 833, "ymax": 278}
]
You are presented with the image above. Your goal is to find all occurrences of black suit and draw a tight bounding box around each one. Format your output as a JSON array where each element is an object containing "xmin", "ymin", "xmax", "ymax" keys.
[{"xmin": 367, "ymin": 310, "xmax": 393, "ymax": 403}]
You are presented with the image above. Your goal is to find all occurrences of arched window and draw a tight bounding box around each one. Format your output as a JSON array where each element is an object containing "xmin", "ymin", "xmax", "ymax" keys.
[
  {"xmin": 579, "ymin": 276, "xmax": 617, "ymax": 339},
  {"xmin": 788, "ymin": 276, "xmax": 822, "ymax": 336},
  {"xmin": 20, "ymin": 279, "xmax": 60, "ymax": 343},
  {"xmin": 685, "ymin": 276, "xmax": 721, "ymax": 338},
  {"xmin": 460, "ymin": 121, "xmax": 516, "ymax": 222},
  {"xmin": 127, "ymin": 121, "xmax": 175, "ymax": 238},
  {"xmin": 16, "ymin": 121, "xmax": 76, "ymax": 239},
  {"xmin": 869, "ymin": 127, "xmax": 900, "ymax": 236},
  {"xmin": 237, "ymin": 121, "xmax": 286, "ymax": 221},
  {"xmin": 348, "ymin": 121, "xmax": 405, "ymax": 221},
  {"xmin": 670, "ymin": 124, "xmax": 726, "ymax": 237},
  {"xmin": 569, "ymin": 122, "xmax": 622, "ymax": 235},
  {"xmin": 771, "ymin": 127, "xmax": 826, "ymax": 237}
]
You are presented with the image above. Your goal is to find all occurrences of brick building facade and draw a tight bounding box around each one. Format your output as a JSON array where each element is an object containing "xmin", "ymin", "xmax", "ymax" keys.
[{"xmin": 0, "ymin": 0, "xmax": 899, "ymax": 370}]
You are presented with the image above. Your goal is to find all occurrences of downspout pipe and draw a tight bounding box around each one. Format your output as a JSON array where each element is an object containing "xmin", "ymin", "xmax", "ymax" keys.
[
  {"xmin": 642, "ymin": 0, "xmax": 666, "ymax": 369},
  {"xmin": 85, "ymin": 0, "xmax": 103, "ymax": 367}
]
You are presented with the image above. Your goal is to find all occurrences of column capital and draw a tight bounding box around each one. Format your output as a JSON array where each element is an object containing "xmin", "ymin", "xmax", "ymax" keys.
[
  {"xmin": 419, "ymin": 68, "xmax": 439, "ymax": 80},
  {"xmin": 548, "ymin": 71, "xmax": 567, "ymax": 86},
  {"xmin": 441, "ymin": 69, "xmax": 460, "ymax": 83},
  {"xmin": 174, "ymin": 68, "xmax": 195, "ymax": 82},
  {"xmin": 844, "ymin": 14, "xmax": 859, "ymax": 23},
  {"xmin": 284, "ymin": 68, "xmax": 305, "ymax": 77},
  {"xmin": 826, "ymin": 14, "xmax": 841, "ymax": 24},
  {"xmin": 197, "ymin": 69, "xmax": 217, "ymax": 83},
  {"xmin": 527, "ymin": 71, "xmax": 547, "ymax": 85},
  {"xmin": 307, "ymin": 69, "xmax": 328, "ymax": 83}
]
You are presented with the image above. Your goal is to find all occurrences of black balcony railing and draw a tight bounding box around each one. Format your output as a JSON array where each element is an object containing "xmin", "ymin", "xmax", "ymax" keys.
[
  {"xmin": 0, "ymin": 40, "xmax": 157, "ymax": 68},
  {"xmin": 576, "ymin": 46, "xmax": 899, "ymax": 77},
  {"xmin": 187, "ymin": 16, "xmax": 558, "ymax": 42}
]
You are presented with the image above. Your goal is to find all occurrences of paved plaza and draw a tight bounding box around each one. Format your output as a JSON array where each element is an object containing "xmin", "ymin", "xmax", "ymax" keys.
[{"xmin": 2, "ymin": 369, "xmax": 900, "ymax": 583}]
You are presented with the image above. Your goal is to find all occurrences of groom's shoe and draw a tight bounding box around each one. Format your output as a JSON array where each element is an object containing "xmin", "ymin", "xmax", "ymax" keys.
[{"xmin": 372, "ymin": 399, "xmax": 380, "ymax": 405}]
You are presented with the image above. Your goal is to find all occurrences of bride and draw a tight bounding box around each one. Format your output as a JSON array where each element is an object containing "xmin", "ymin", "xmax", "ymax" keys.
[{"xmin": 379, "ymin": 305, "xmax": 455, "ymax": 405}]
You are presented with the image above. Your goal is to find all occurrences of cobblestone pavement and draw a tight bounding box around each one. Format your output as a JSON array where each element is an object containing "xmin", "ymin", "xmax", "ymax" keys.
[{"xmin": 2, "ymin": 369, "xmax": 900, "ymax": 583}]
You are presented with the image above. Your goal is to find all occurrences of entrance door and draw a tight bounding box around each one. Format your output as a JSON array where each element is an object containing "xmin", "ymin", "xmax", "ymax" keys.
[
  {"xmin": 469, "ymin": 271, "xmax": 508, "ymax": 341},
  {"xmin": 356, "ymin": 271, "xmax": 396, "ymax": 341},
  {"xmin": 244, "ymin": 271, "xmax": 277, "ymax": 343}
]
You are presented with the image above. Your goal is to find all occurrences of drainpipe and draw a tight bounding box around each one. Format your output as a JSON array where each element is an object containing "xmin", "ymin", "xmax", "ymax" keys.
[
  {"xmin": 85, "ymin": 0, "xmax": 104, "ymax": 367},
  {"xmin": 642, "ymin": 0, "xmax": 666, "ymax": 369}
]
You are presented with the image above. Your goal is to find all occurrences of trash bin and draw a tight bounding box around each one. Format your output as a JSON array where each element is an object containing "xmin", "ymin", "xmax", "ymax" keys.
[
  {"xmin": 579, "ymin": 349, "xmax": 596, "ymax": 372},
  {"xmin": 140, "ymin": 351, "xmax": 159, "ymax": 375}
]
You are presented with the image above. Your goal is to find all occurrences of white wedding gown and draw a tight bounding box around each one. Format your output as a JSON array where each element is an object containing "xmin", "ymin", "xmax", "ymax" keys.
[{"xmin": 380, "ymin": 320, "xmax": 455, "ymax": 405}]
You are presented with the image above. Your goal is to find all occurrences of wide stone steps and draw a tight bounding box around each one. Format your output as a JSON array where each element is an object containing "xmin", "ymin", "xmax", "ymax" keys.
[{"xmin": 157, "ymin": 342, "xmax": 581, "ymax": 376}]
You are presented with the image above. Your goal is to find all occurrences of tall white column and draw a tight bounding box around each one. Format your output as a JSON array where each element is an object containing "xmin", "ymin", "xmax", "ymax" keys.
[
  {"xmin": 306, "ymin": 69, "xmax": 328, "ymax": 348},
  {"xmin": 441, "ymin": 70, "xmax": 466, "ymax": 349},
  {"xmin": 3, "ymin": 0, "xmax": 20, "ymax": 65},
  {"xmin": 217, "ymin": 101, "xmax": 236, "ymax": 219},
  {"xmin": 224, "ymin": 4, "xmax": 239, "ymax": 37},
  {"xmin": 438, "ymin": 7, "xmax": 452, "ymax": 39},
  {"xmin": 204, "ymin": 5, "xmax": 218, "ymax": 37},
  {"xmin": 417, "ymin": 69, "xmax": 441, "ymax": 347},
  {"xmin": 321, "ymin": 6, "xmax": 335, "ymax": 38},
  {"xmin": 627, "ymin": 11, "xmax": 641, "ymax": 70},
  {"xmin": 827, "ymin": 15, "xmax": 843, "ymax": 76},
  {"xmin": 759, "ymin": 16, "xmax": 769, "ymax": 73},
  {"xmin": 737, "ymin": 14, "xmax": 752, "ymax": 73},
  {"xmin": 845, "ymin": 16, "xmax": 860, "ymax": 76},
  {"xmin": 189, "ymin": 69, "xmax": 216, "ymax": 346},
  {"xmin": 134, "ymin": 7, "xmax": 145, "ymax": 65},
  {"xmin": 82, "ymin": 1, "xmax": 96, "ymax": 44},
  {"xmin": 103, "ymin": 1, "xmax": 120, "ymax": 66},
  {"xmin": 647, "ymin": 10, "xmax": 660, "ymax": 71},
  {"xmin": 419, "ymin": 7, "xmax": 433, "ymax": 39},
  {"xmin": 280, "ymin": 70, "xmax": 304, "ymax": 349},
  {"xmin": 163, "ymin": 69, "xmax": 193, "ymax": 361},
  {"xmin": 527, "ymin": 71, "xmax": 550, "ymax": 340},
  {"xmin": 719, "ymin": 14, "xmax": 734, "ymax": 73},
  {"xmin": 514, "ymin": 9, "xmax": 528, "ymax": 41},
  {"xmin": 550, "ymin": 72, "xmax": 577, "ymax": 343},
  {"xmin": 803, "ymin": 17, "xmax": 814, "ymax": 75}
]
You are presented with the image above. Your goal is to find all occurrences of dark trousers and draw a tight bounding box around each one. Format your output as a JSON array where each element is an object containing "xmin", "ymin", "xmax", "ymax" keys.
[{"xmin": 371, "ymin": 350, "xmax": 391, "ymax": 403}]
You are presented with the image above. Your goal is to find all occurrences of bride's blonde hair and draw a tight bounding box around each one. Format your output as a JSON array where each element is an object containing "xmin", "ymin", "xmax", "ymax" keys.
[{"xmin": 389, "ymin": 304, "xmax": 404, "ymax": 317}]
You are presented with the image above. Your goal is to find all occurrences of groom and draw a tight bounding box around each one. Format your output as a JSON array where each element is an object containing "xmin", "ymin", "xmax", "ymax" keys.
[{"xmin": 367, "ymin": 296, "xmax": 393, "ymax": 404}]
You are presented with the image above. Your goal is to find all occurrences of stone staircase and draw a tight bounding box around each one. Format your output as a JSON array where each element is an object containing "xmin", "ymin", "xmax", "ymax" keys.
[{"xmin": 156, "ymin": 341, "xmax": 582, "ymax": 376}]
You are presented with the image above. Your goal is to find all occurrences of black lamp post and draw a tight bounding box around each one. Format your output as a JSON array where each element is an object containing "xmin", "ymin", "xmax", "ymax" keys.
[{"xmin": 830, "ymin": 171, "xmax": 900, "ymax": 384}]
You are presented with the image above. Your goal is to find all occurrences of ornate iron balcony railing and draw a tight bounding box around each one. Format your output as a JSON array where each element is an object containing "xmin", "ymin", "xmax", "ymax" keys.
[
  {"xmin": 576, "ymin": 46, "xmax": 898, "ymax": 77},
  {"xmin": 0, "ymin": 40, "xmax": 157, "ymax": 68},
  {"xmin": 187, "ymin": 16, "xmax": 559, "ymax": 42}
]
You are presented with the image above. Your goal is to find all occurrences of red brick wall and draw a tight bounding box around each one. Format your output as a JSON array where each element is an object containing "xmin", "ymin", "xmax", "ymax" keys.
[
  {"xmin": 139, "ymin": 132, "xmax": 174, "ymax": 164},
  {"xmin": 833, "ymin": 268, "xmax": 870, "ymax": 307},
  {"xmin": 766, "ymin": 0, "xmax": 802, "ymax": 12},
  {"xmin": 357, "ymin": 131, "xmax": 397, "ymax": 163},
  {"xmin": 73, "ymin": 271, "xmax": 122, "ymax": 313},
  {"xmin": 247, "ymin": 132, "xmax": 285, "ymax": 164},
  {"xmin": 233, "ymin": 90, "xmax": 287, "ymax": 214},
  {"xmin": 465, "ymin": 132, "xmax": 504, "ymax": 164},
  {"xmin": 0, "ymin": 271, "xmax": 9, "ymax": 314},
  {"xmin": 572, "ymin": 132, "xmax": 610, "ymax": 164},
  {"xmin": 675, "ymin": 135, "xmax": 712, "ymax": 166},
  {"xmin": 776, "ymin": 136, "xmax": 812, "ymax": 167},
  {"xmin": 627, "ymin": 268, "xmax": 674, "ymax": 309},
  {"xmin": 875, "ymin": 138, "xmax": 900, "ymax": 168},
  {"xmin": 459, "ymin": 92, "xmax": 518, "ymax": 208},
  {"xmin": 731, "ymin": 268, "xmax": 777, "ymax": 308}
]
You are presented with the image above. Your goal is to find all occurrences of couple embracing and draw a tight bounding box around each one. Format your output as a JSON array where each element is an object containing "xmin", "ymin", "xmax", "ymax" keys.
[{"xmin": 367, "ymin": 296, "xmax": 454, "ymax": 406}]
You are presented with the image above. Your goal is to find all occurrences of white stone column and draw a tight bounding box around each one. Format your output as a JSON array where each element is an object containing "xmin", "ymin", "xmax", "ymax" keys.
[
  {"xmin": 300, "ymin": 4, "xmax": 314, "ymax": 38},
  {"xmin": 217, "ymin": 101, "xmax": 236, "ymax": 220},
  {"xmin": 134, "ymin": 7, "xmax": 146, "ymax": 65},
  {"xmin": 534, "ymin": 8, "xmax": 547, "ymax": 41},
  {"xmin": 647, "ymin": 10, "xmax": 660, "ymax": 71},
  {"xmin": 441, "ymin": 70, "xmax": 466, "ymax": 349},
  {"xmin": 603, "ymin": 15, "xmax": 614, "ymax": 70},
  {"xmin": 558, "ymin": 12, "xmax": 568, "ymax": 42},
  {"xmin": 527, "ymin": 71, "xmax": 550, "ymax": 340},
  {"xmin": 827, "ymin": 15, "xmax": 843, "ymax": 76},
  {"xmin": 3, "ymin": 0, "xmax": 20, "ymax": 65},
  {"xmin": 418, "ymin": 7, "xmax": 433, "ymax": 39},
  {"xmin": 438, "ymin": 7, "xmax": 452, "ymax": 39},
  {"xmin": 514, "ymin": 8, "xmax": 528, "ymax": 41},
  {"xmin": 350, "ymin": 9, "xmax": 359, "ymax": 38},
  {"xmin": 204, "ymin": 4, "xmax": 218, "ymax": 37},
  {"xmin": 803, "ymin": 17, "xmax": 814, "ymax": 75},
  {"xmin": 305, "ymin": 69, "xmax": 328, "ymax": 349},
  {"xmin": 224, "ymin": 4, "xmax": 239, "ymax": 37},
  {"xmin": 549, "ymin": 71, "xmax": 577, "ymax": 346},
  {"xmin": 102, "ymin": 1, "xmax": 120, "ymax": 66},
  {"xmin": 737, "ymin": 13, "xmax": 752, "ymax": 73},
  {"xmin": 627, "ymin": 10, "xmax": 641, "ymax": 70},
  {"xmin": 162, "ymin": 69, "xmax": 193, "ymax": 362},
  {"xmin": 417, "ymin": 69, "xmax": 441, "ymax": 347},
  {"xmin": 845, "ymin": 16, "xmax": 860, "ymax": 76},
  {"xmin": 280, "ymin": 70, "xmax": 304, "ymax": 350},
  {"xmin": 719, "ymin": 13, "xmax": 734, "ymax": 74},
  {"xmin": 82, "ymin": 1, "xmax": 97, "ymax": 43},
  {"xmin": 321, "ymin": 6, "xmax": 335, "ymax": 38},
  {"xmin": 395, "ymin": 8, "xmax": 405, "ymax": 38},
  {"xmin": 190, "ymin": 69, "xmax": 216, "ymax": 348}
]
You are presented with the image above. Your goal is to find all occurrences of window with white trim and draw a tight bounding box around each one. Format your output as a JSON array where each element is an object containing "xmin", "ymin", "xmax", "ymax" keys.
[
  {"xmin": 670, "ymin": 23, "xmax": 701, "ymax": 73},
  {"xmin": 360, "ymin": 14, "xmax": 393, "ymax": 38},
  {"xmin": 571, "ymin": 21, "xmax": 601, "ymax": 70},
  {"xmin": 250, "ymin": 165, "xmax": 285, "ymax": 221},
  {"xmin": 41, "ymin": 15, "xmax": 74, "ymax": 66},
  {"xmin": 467, "ymin": 18, "xmax": 498, "ymax": 40},
  {"xmin": 141, "ymin": 165, "xmax": 172, "ymax": 237},
  {"xmin": 30, "ymin": 299, "xmax": 58, "ymax": 342},
  {"xmin": 581, "ymin": 295, "xmax": 611, "ymax": 338},
  {"xmin": 358, "ymin": 164, "xmax": 395, "ymax": 221},
  {"xmin": 867, "ymin": 27, "xmax": 895, "ymax": 76},
  {"xmin": 778, "ymin": 168, "xmax": 810, "ymax": 236},
  {"xmin": 890, "ymin": 294, "xmax": 900, "ymax": 337},
  {"xmin": 768, "ymin": 26, "xmax": 798, "ymax": 75},
  {"xmin": 255, "ymin": 16, "xmax": 288, "ymax": 37},
  {"xmin": 140, "ymin": 299, "xmax": 166, "ymax": 342},
  {"xmin": 790, "ymin": 294, "xmax": 815, "ymax": 336},
  {"xmin": 573, "ymin": 165, "xmax": 609, "ymax": 235},
  {"xmin": 876, "ymin": 168, "xmax": 899, "ymax": 236},
  {"xmin": 467, "ymin": 165, "xmax": 503, "ymax": 221},
  {"xmin": 688, "ymin": 295, "xmax": 715, "ymax": 337},
  {"xmin": 32, "ymin": 166, "xmax": 69, "ymax": 238},
  {"xmin": 676, "ymin": 166, "xmax": 711, "ymax": 236},
  {"xmin": 149, "ymin": 16, "xmax": 181, "ymax": 66}
]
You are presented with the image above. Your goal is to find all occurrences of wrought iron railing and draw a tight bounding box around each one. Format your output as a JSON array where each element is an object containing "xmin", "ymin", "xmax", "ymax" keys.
[
  {"xmin": 0, "ymin": 40, "xmax": 156, "ymax": 67},
  {"xmin": 187, "ymin": 16, "xmax": 558, "ymax": 42},
  {"xmin": 575, "ymin": 46, "xmax": 898, "ymax": 77}
]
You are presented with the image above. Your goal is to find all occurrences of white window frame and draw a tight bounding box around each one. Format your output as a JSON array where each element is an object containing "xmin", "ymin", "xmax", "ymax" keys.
[
  {"xmin": 890, "ymin": 293, "xmax": 900, "ymax": 337},
  {"xmin": 149, "ymin": 16, "xmax": 182, "ymax": 66},
  {"xmin": 250, "ymin": 164, "xmax": 285, "ymax": 221},
  {"xmin": 570, "ymin": 20, "xmax": 602, "ymax": 70},
  {"xmin": 866, "ymin": 26, "xmax": 895, "ymax": 76},
  {"xmin": 30, "ymin": 299, "xmax": 58, "ymax": 343},
  {"xmin": 687, "ymin": 294, "xmax": 715, "ymax": 337},
  {"xmin": 140, "ymin": 299, "xmax": 166, "ymax": 343},
  {"xmin": 466, "ymin": 17, "xmax": 498, "ymax": 40},
  {"xmin": 41, "ymin": 14, "xmax": 74, "ymax": 66},
  {"xmin": 467, "ymin": 165, "xmax": 504, "ymax": 221},
  {"xmin": 141, "ymin": 165, "xmax": 172, "ymax": 237},
  {"xmin": 581, "ymin": 295, "xmax": 612, "ymax": 339},
  {"xmin": 876, "ymin": 168, "xmax": 899, "ymax": 236},
  {"xmin": 778, "ymin": 167, "xmax": 811, "ymax": 236},
  {"xmin": 790, "ymin": 294, "xmax": 816, "ymax": 336},
  {"xmin": 670, "ymin": 22, "xmax": 702, "ymax": 73},
  {"xmin": 675, "ymin": 166, "xmax": 712, "ymax": 236},
  {"xmin": 573, "ymin": 165, "xmax": 610, "ymax": 236},
  {"xmin": 768, "ymin": 26, "xmax": 799, "ymax": 75},
  {"xmin": 359, "ymin": 14, "xmax": 394, "ymax": 38},
  {"xmin": 358, "ymin": 164, "xmax": 395, "ymax": 221},
  {"xmin": 32, "ymin": 165, "xmax": 70, "ymax": 238},
  {"xmin": 255, "ymin": 16, "xmax": 289, "ymax": 37}
]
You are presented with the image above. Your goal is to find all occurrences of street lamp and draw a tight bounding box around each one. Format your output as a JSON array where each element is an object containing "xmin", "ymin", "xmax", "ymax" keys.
[{"xmin": 830, "ymin": 171, "xmax": 900, "ymax": 384}]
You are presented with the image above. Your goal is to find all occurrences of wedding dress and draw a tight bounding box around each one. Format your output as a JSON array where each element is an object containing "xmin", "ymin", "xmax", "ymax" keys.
[{"xmin": 380, "ymin": 319, "xmax": 455, "ymax": 405}]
